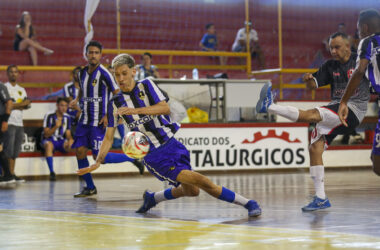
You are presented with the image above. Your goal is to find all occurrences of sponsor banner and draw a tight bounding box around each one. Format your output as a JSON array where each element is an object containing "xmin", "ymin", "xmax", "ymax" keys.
[{"xmin": 175, "ymin": 126, "xmax": 309, "ymax": 169}]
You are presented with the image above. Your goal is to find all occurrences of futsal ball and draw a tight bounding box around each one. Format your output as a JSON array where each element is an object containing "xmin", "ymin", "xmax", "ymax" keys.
[{"xmin": 122, "ymin": 131, "xmax": 150, "ymax": 159}]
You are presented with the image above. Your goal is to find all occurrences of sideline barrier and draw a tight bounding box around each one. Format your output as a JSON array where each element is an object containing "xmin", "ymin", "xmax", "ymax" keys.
[{"xmin": 16, "ymin": 123, "xmax": 371, "ymax": 177}]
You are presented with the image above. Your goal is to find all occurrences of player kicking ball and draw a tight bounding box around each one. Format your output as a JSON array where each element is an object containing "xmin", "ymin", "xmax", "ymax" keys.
[
  {"xmin": 77, "ymin": 53, "xmax": 262, "ymax": 217},
  {"xmin": 256, "ymin": 32, "xmax": 370, "ymax": 211}
]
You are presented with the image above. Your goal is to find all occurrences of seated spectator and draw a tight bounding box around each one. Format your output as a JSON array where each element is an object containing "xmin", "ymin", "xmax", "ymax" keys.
[
  {"xmin": 63, "ymin": 66, "xmax": 82, "ymax": 125},
  {"xmin": 13, "ymin": 11, "xmax": 54, "ymax": 66},
  {"xmin": 135, "ymin": 52, "xmax": 160, "ymax": 81},
  {"xmin": 199, "ymin": 23, "xmax": 227, "ymax": 65},
  {"xmin": 41, "ymin": 97, "xmax": 74, "ymax": 181},
  {"xmin": 232, "ymin": 21, "xmax": 265, "ymax": 68}
]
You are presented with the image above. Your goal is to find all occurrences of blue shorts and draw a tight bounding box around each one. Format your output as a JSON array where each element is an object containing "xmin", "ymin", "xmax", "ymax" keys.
[
  {"xmin": 72, "ymin": 123, "xmax": 105, "ymax": 156},
  {"xmin": 372, "ymin": 116, "xmax": 380, "ymax": 155},
  {"xmin": 42, "ymin": 138, "xmax": 67, "ymax": 153},
  {"xmin": 142, "ymin": 137, "xmax": 192, "ymax": 187}
]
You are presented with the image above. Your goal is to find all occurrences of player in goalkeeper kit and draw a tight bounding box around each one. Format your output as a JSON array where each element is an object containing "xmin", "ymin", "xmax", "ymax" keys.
[{"xmin": 77, "ymin": 53, "xmax": 262, "ymax": 217}]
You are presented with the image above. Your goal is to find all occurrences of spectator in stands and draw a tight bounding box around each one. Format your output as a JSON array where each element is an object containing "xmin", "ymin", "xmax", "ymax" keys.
[
  {"xmin": 135, "ymin": 52, "xmax": 160, "ymax": 81},
  {"xmin": 4, "ymin": 65, "xmax": 31, "ymax": 182},
  {"xmin": 0, "ymin": 82, "xmax": 15, "ymax": 184},
  {"xmin": 13, "ymin": 11, "xmax": 54, "ymax": 66},
  {"xmin": 232, "ymin": 20, "xmax": 265, "ymax": 68},
  {"xmin": 199, "ymin": 23, "xmax": 227, "ymax": 65},
  {"xmin": 42, "ymin": 97, "xmax": 74, "ymax": 181},
  {"xmin": 63, "ymin": 66, "xmax": 82, "ymax": 125}
]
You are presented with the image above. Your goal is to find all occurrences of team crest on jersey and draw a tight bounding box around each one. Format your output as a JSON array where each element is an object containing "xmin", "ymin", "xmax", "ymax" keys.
[
  {"xmin": 347, "ymin": 68, "xmax": 354, "ymax": 79},
  {"xmin": 92, "ymin": 79, "xmax": 97, "ymax": 87},
  {"xmin": 138, "ymin": 91, "xmax": 145, "ymax": 100},
  {"xmin": 18, "ymin": 91, "xmax": 22, "ymax": 96}
]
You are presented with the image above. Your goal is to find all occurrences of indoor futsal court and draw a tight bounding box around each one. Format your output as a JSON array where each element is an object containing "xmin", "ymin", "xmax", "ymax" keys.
[
  {"xmin": 1, "ymin": 169, "xmax": 380, "ymax": 249},
  {"xmin": 1, "ymin": 0, "xmax": 380, "ymax": 249}
]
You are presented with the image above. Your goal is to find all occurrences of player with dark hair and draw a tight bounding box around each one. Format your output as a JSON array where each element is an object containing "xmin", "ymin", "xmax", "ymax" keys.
[
  {"xmin": 63, "ymin": 66, "xmax": 82, "ymax": 125},
  {"xmin": 42, "ymin": 97, "xmax": 73, "ymax": 181},
  {"xmin": 77, "ymin": 53, "xmax": 262, "ymax": 217},
  {"xmin": 135, "ymin": 52, "xmax": 160, "ymax": 80},
  {"xmin": 69, "ymin": 41, "xmax": 144, "ymax": 197},
  {"xmin": 339, "ymin": 8, "xmax": 380, "ymax": 174},
  {"xmin": 257, "ymin": 32, "xmax": 370, "ymax": 211}
]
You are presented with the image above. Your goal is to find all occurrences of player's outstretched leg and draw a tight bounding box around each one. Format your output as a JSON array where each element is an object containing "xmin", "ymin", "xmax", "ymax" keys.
[{"xmin": 137, "ymin": 170, "xmax": 261, "ymax": 217}]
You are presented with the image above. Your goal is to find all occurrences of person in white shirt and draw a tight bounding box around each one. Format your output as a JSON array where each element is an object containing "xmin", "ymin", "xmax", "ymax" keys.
[
  {"xmin": 4, "ymin": 65, "xmax": 31, "ymax": 182},
  {"xmin": 232, "ymin": 21, "xmax": 265, "ymax": 68}
]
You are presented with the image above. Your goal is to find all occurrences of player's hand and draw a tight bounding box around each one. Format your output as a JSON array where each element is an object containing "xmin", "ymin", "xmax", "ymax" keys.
[
  {"xmin": 99, "ymin": 115, "xmax": 108, "ymax": 128},
  {"xmin": 55, "ymin": 117, "xmax": 62, "ymax": 127},
  {"xmin": 77, "ymin": 163, "xmax": 100, "ymax": 175},
  {"xmin": 69, "ymin": 99, "xmax": 78, "ymax": 109},
  {"xmin": 117, "ymin": 107, "xmax": 136, "ymax": 116},
  {"xmin": 302, "ymin": 73, "xmax": 314, "ymax": 82},
  {"xmin": 338, "ymin": 102, "xmax": 349, "ymax": 127},
  {"xmin": 1, "ymin": 121, "xmax": 8, "ymax": 132}
]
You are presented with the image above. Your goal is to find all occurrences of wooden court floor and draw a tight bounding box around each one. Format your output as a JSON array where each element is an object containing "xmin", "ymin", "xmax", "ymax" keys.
[{"xmin": 0, "ymin": 168, "xmax": 380, "ymax": 249}]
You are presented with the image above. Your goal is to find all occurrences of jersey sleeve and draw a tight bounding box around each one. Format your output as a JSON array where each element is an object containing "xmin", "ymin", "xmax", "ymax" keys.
[
  {"xmin": 42, "ymin": 114, "xmax": 50, "ymax": 128},
  {"xmin": 358, "ymin": 37, "xmax": 372, "ymax": 61},
  {"xmin": 107, "ymin": 100, "xmax": 119, "ymax": 128},
  {"xmin": 0, "ymin": 84, "xmax": 10, "ymax": 103},
  {"xmin": 200, "ymin": 34, "xmax": 207, "ymax": 45},
  {"xmin": 312, "ymin": 61, "xmax": 333, "ymax": 88},
  {"xmin": 103, "ymin": 68, "xmax": 119, "ymax": 92},
  {"xmin": 144, "ymin": 79, "xmax": 168, "ymax": 105},
  {"xmin": 63, "ymin": 83, "xmax": 70, "ymax": 97}
]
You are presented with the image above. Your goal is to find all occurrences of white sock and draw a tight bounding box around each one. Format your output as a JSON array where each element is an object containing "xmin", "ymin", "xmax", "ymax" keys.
[
  {"xmin": 233, "ymin": 193, "xmax": 250, "ymax": 206},
  {"xmin": 310, "ymin": 165, "xmax": 326, "ymax": 199},
  {"xmin": 153, "ymin": 190, "xmax": 166, "ymax": 203},
  {"xmin": 268, "ymin": 104, "xmax": 299, "ymax": 122}
]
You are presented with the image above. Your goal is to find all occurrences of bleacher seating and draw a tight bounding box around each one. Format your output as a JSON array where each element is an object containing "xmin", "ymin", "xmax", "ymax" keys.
[{"xmin": 0, "ymin": 0, "xmax": 370, "ymax": 101}]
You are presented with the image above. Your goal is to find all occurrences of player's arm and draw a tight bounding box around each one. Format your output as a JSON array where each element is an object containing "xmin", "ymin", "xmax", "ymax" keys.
[
  {"xmin": 77, "ymin": 127, "xmax": 116, "ymax": 175},
  {"xmin": 0, "ymin": 87, "xmax": 12, "ymax": 132},
  {"xmin": 338, "ymin": 58, "xmax": 369, "ymax": 126},
  {"xmin": 302, "ymin": 73, "xmax": 317, "ymax": 90},
  {"xmin": 12, "ymin": 98, "xmax": 31, "ymax": 110},
  {"xmin": 43, "ymin": 118, "xmax": 62, "ymax": 138},
  {"xmin": 69, "ymin": 87, "xmax": 82, "ymax": 109},
  {"xmin": 117, "ymin": 101, "xmax": 170, "ymax": 116},
  {"xmin": 65, "ymin": 129, "xmax": 73, "ymax": 141}
]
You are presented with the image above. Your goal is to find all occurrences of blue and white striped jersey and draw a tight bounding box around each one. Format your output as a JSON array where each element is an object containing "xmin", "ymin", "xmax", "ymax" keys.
[
  {"xmin": 107, "ymin": 78, "xmax": 180, "ymax": 149},
  {"xmin": 42, "ymin": 111, "xmax": 71, "ymax": 141},
  {"xmin": 358, "ymin": 32, "xmax": 380, "ymax": 93},
  {"xmin": 63, "ymin": 81, "xmax": 79, "ymax": 100},
  {"xmin": 78, "ymin": 64, "xmax": 119, "ymax": 126}
]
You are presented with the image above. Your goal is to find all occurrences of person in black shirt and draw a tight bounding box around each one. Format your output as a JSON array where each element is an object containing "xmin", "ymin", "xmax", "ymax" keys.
[
  {"xmin": 13, "ymin": 11, "xmax": 53, "ymax": 65},
  {"xmin": 256, "ymin": 32, "xmax": 370, "ymax": 212}
]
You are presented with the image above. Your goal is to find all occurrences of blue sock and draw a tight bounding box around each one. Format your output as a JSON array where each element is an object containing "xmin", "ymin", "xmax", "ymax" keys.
[
  {"xmin": 117, "ymin": 124, "xmax": 125, "ymax": 138},
  {"xmin": 78, "ymin": 158, "xmax": 95, "ymax": 189},
  {"xmin": 46, "ymin": 157, "xmax": 54, "ymax": 173},
  {"xmin": 218, "ymin": 187, "xmax": 235, "ymax": 203},
  {"xmin": 104, "ymin": 152, "xmax": 134, "ymax": 163},
  {"xmin": 164, "ymin": 188, "xmax": 175, "ymax": 200}
]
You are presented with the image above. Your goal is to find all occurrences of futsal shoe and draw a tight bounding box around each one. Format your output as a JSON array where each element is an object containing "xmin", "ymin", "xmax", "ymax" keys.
[
  {"xmin": 133, "ymin": 160, "xmax": 145, "ymax": 175},
  {"xmin": 255, "ymin": 82, "xmax": 273, "ymax": 113},
  {"xmin": 302, "ymin": 196, "xmax": 331, "ymax": 212},
  {"xmin": 0, "ymin": 175, "xmax": 16, "ymax": 184},
  {"xmin": 73, "ymin": 187, "xmax": 97, "ymax": 197},
  {"xmin": 49, "ymin": 172, "xmax": 56, "ymax": 181},
  {"xmin": 245, "ymin": 200, "xmax": 262, "ymax": 217},
  {"xmin": 136, "ymin": 190, "xmax": 156, "ymax": 213}
]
